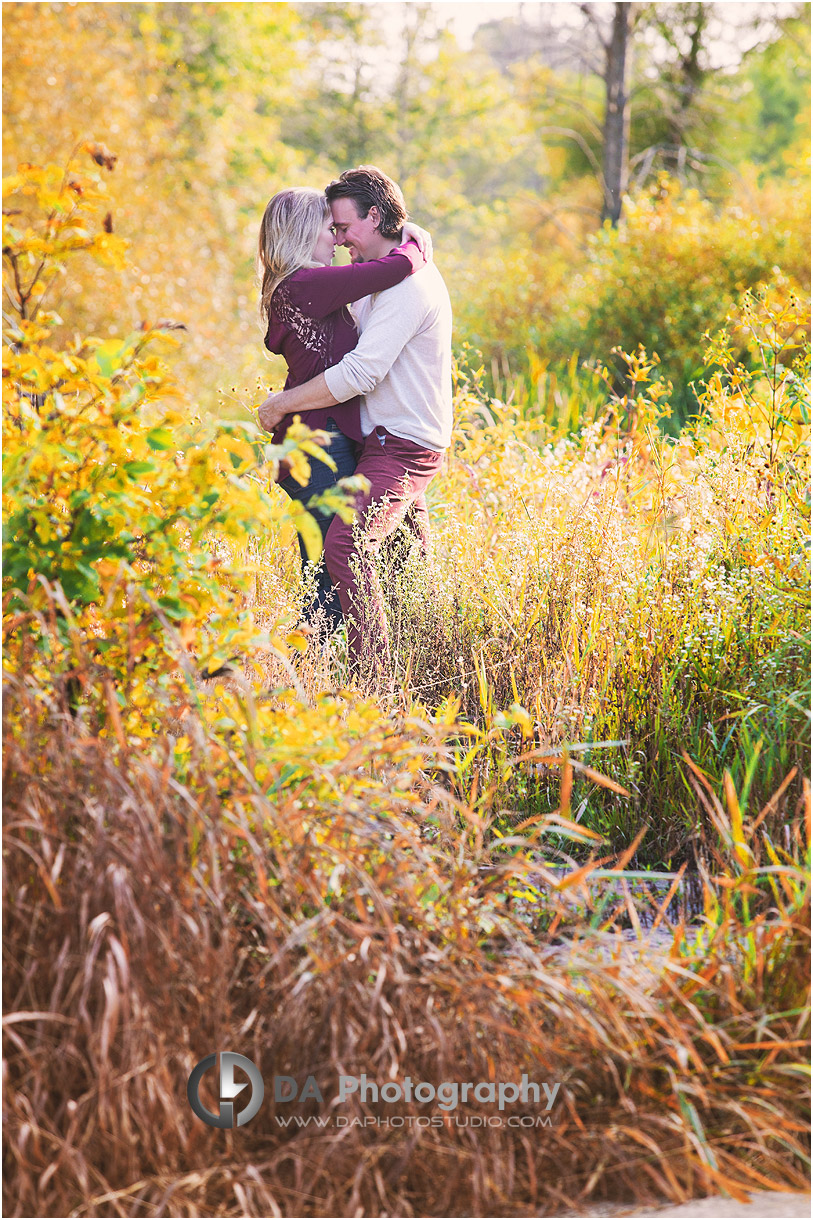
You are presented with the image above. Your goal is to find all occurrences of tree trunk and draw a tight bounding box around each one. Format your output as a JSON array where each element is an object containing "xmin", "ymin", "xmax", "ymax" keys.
[{"xmin": 601, "ymin": 2, "xmax": 633, "ymax": 225}]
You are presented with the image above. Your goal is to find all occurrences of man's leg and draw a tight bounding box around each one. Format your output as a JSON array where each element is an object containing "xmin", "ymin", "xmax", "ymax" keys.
[
  {"xmin": 401, "ymin": 493, "xmax": 431, "ymax": 553},
  {"xmin": 378, "ymin": 493, "xmax": 431, "ymax": 596},
  {"xmin": 324, "ymin": 428, "xmax": 442, "ymax": 686}
]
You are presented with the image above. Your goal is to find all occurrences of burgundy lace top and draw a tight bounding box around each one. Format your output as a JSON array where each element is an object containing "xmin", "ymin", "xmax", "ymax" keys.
[{"xmin": 264, "ymin": 240, "xmax": 425, "ymax": 445}]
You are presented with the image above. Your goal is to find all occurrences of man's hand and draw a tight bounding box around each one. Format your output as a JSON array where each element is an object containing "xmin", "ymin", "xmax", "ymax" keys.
[
  {"xmin": 258, "ymin": 390, "xmax": 291, "ymax": 432},
  {"xmin": 258, "ymin": 374, "xmax": 338, "ymax": 430}
]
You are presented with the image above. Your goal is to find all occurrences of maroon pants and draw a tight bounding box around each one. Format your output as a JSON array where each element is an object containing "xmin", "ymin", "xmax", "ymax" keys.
[{"xmin": 324, "ymin": 426, "xmax": 443, "ymax": 686}]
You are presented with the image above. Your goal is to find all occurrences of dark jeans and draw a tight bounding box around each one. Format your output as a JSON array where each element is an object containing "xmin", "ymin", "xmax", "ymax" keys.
[{"xmin": 279, "ymin": 418, "xmax": 359, "ymax": 636}]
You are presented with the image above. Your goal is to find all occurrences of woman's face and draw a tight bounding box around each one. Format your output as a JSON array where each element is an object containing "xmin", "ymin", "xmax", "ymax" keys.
[{"xmin": 312, "ymin": 214, "xmax": 336, "ymax": 266}]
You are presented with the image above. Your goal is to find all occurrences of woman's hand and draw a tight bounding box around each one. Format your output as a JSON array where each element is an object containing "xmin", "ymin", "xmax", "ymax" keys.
[
  {"xmin": 258, "ymin": 390, "xmax": 290, "ymax": 432},
  {"xmin": 402, "ymin": 221, "xmax": 432, "ymax": 261}
]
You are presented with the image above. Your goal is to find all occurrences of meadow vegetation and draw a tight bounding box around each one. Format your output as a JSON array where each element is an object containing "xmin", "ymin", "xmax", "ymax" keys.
[
  {"xmin": 3, "ymin": 4, "xmax": 811, "ymax": 1216},
  {"xmin": 4, "ymin": 142, "xmax": 810, "ymax": 1216}
]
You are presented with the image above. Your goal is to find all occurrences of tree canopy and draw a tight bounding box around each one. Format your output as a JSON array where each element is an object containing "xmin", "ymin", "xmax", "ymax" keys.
[{"xmin": 3, "ymin": 1, "xmax": 809, "ymax": 419}]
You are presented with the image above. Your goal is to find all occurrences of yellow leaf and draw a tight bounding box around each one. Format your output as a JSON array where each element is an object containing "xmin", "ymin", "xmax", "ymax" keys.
[
  {"xmin": 286, "ymin": 630, "xmax": 309, "ymax": 653},
  {"xmin": 286, "ymin": 500, "xmax": 323, "ymax": 562},
  {"xmin": 723, "ymin": 770, "xmax": 753, "ymax": 868}
]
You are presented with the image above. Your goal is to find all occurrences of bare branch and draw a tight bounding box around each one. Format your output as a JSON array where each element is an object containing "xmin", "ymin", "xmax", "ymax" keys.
[
  {"xmin": 579, "ymin": 2, "xmax": 610, "ymax": 54},
  {"xmin": 3, "ymin": 250, "xmax": 27, "ymax": 318},
  {"xmin": 536, "ymin": 126, "xmax": 612, "ymax": 207},
  {"xmin": 3, "ymin": 282, "xmax": 23, "ymax": 314},
  {"xmin": 532, "ymin": 202, "xmax": 591, "ymax": 252},
  {"xmin": 631, "ymin": 144, "xmax": 659, "ymax": 188},
  {"xmin": 542, "ymin": 38, "xmax": 606, "ymax": 77},
  {"xmin": 628, "ymin": 142, "xmax": 757, "ymax": 208},
  {"xmin": 528, "ymin": 84, "xmax": 605, "ymax": 142}
]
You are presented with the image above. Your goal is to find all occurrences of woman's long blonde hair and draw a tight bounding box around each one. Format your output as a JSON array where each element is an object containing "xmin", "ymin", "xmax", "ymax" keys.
[{"xmin": 258, "ymin": 187, "xmax": 330, "ymax": 321}]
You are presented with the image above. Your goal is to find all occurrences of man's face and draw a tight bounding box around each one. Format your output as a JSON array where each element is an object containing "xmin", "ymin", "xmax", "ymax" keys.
[{"xmin": 329, "ymin": 197, "xmax": 381, "ymax": 263}]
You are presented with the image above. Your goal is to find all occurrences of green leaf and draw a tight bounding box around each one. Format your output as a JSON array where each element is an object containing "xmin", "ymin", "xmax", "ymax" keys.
[
  {"xmin": 68, "ymin": 488, "xmax": 92, "ymax": 510},
  {"xmin": 157, "ymin": 594, "xmax": 193, "ymax": 621},
  {"xmin": 93, "ymin": 339, "xmax": 125, "ymax": 378},
  {"xmin": 146, "ymin": 427, "xmax": 174, "ymax": 451},
  {"xmin": 124, "ymin": 460, "xmax": 157, "ymax": 478},
  {"xmin": 60, "ymin": 563, "xmax": 100, "ymax": 603}
]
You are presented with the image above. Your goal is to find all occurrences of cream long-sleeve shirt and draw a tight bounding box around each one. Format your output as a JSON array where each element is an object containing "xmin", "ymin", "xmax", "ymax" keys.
[{"xmin": 323, "ymin": 261, "xmax": 453, "ymax": 452}]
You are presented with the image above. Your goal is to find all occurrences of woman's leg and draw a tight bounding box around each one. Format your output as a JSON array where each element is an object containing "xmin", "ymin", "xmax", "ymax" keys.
[{"xmin": 279, "ymin": 420, "xmax": 358, "ymax": 636}]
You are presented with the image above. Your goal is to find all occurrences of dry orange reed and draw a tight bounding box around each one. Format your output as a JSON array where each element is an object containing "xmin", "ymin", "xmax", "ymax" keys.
[{"xmin": 3, "ymin": 666, "xmax": 810, "ymax": 1218}]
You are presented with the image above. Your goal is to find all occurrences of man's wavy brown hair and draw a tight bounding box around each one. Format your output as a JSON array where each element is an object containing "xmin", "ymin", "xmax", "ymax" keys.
[{"xmin": 325, "ymin": 166, "xmax": 408, "ymax": 240}]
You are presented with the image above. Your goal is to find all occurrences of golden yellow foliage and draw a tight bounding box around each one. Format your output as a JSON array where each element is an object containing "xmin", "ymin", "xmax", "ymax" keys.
[
  {"xmin": 2, "ymin": 3, "xmax": 309, "ymax": 413},
  {"xmin": 3, "ymin": 156, "xmax": 336, "ymax": 737}
]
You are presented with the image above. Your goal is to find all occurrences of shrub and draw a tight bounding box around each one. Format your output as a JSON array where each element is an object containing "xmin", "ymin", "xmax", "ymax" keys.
[
  {"xmin": 547, "ymin": 176, "xmax": 810, "ymax": 426},
  {"xmin": 2, "ymin": 155, "xmax": 335, "ymax": 732},
  {"xmin": 458, "ymin": 174, "xmax": 811, "ymax": 429}
]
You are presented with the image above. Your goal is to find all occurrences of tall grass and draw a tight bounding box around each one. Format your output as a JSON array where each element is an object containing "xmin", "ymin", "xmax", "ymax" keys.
[
  {"xmin": 3, "ymin": 653, "xmax": 810, "ymax": 1217},
  {"xmin": 3, "ymin": 243, "xmax": 809, "ymax": 1216},
  {"xmin": 373, "ymin": 296, "xmax": 810, "ymax": 865}
]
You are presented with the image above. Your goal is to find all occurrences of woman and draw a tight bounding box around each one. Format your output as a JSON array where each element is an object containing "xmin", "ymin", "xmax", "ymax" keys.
[{"xmin": 258, "ymin": 186, "xmax": 429, "ymax": 636}]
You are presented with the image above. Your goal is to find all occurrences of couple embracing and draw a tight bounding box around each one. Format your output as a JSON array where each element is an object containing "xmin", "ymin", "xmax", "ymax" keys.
[{"xmin": 257, "ymin": 166, "xmax": 452, "ymax": 691}]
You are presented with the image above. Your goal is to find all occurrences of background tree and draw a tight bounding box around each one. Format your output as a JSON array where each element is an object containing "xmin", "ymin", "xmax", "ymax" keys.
[
  {"xmin": 2, "ymin": 2, "xmax": 308, "ymax": 409},
  {"xmin": 3, "ymin": 1, "xmax": 809, "ymax": 420},
  {"xmin": 583, "ymin": 1, "xmax": 636, "ymax": 225}
]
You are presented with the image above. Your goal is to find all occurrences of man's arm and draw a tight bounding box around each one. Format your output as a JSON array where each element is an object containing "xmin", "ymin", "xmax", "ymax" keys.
[
  {"xmin": 258, "ymin": 280, "xmax": 422, "ymax": 433},
  {"xmin": 322, "ymin": 283, "xmax": 420, "ymax": 401}
]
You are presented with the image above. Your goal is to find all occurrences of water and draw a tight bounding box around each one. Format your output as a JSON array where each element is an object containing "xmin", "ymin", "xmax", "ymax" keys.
[
  {"xmin": 483, "ymin": 862, "xmax": 711, "ymax": 926},
  {"xmin": 535, "ymin": 866, "xmax": 709, "ymax": 928}
]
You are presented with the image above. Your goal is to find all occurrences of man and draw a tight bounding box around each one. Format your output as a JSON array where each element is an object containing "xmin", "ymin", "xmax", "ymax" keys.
[{"xmin": 258, "ymin": 166, "xmax": 452, "ymax": 689}]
